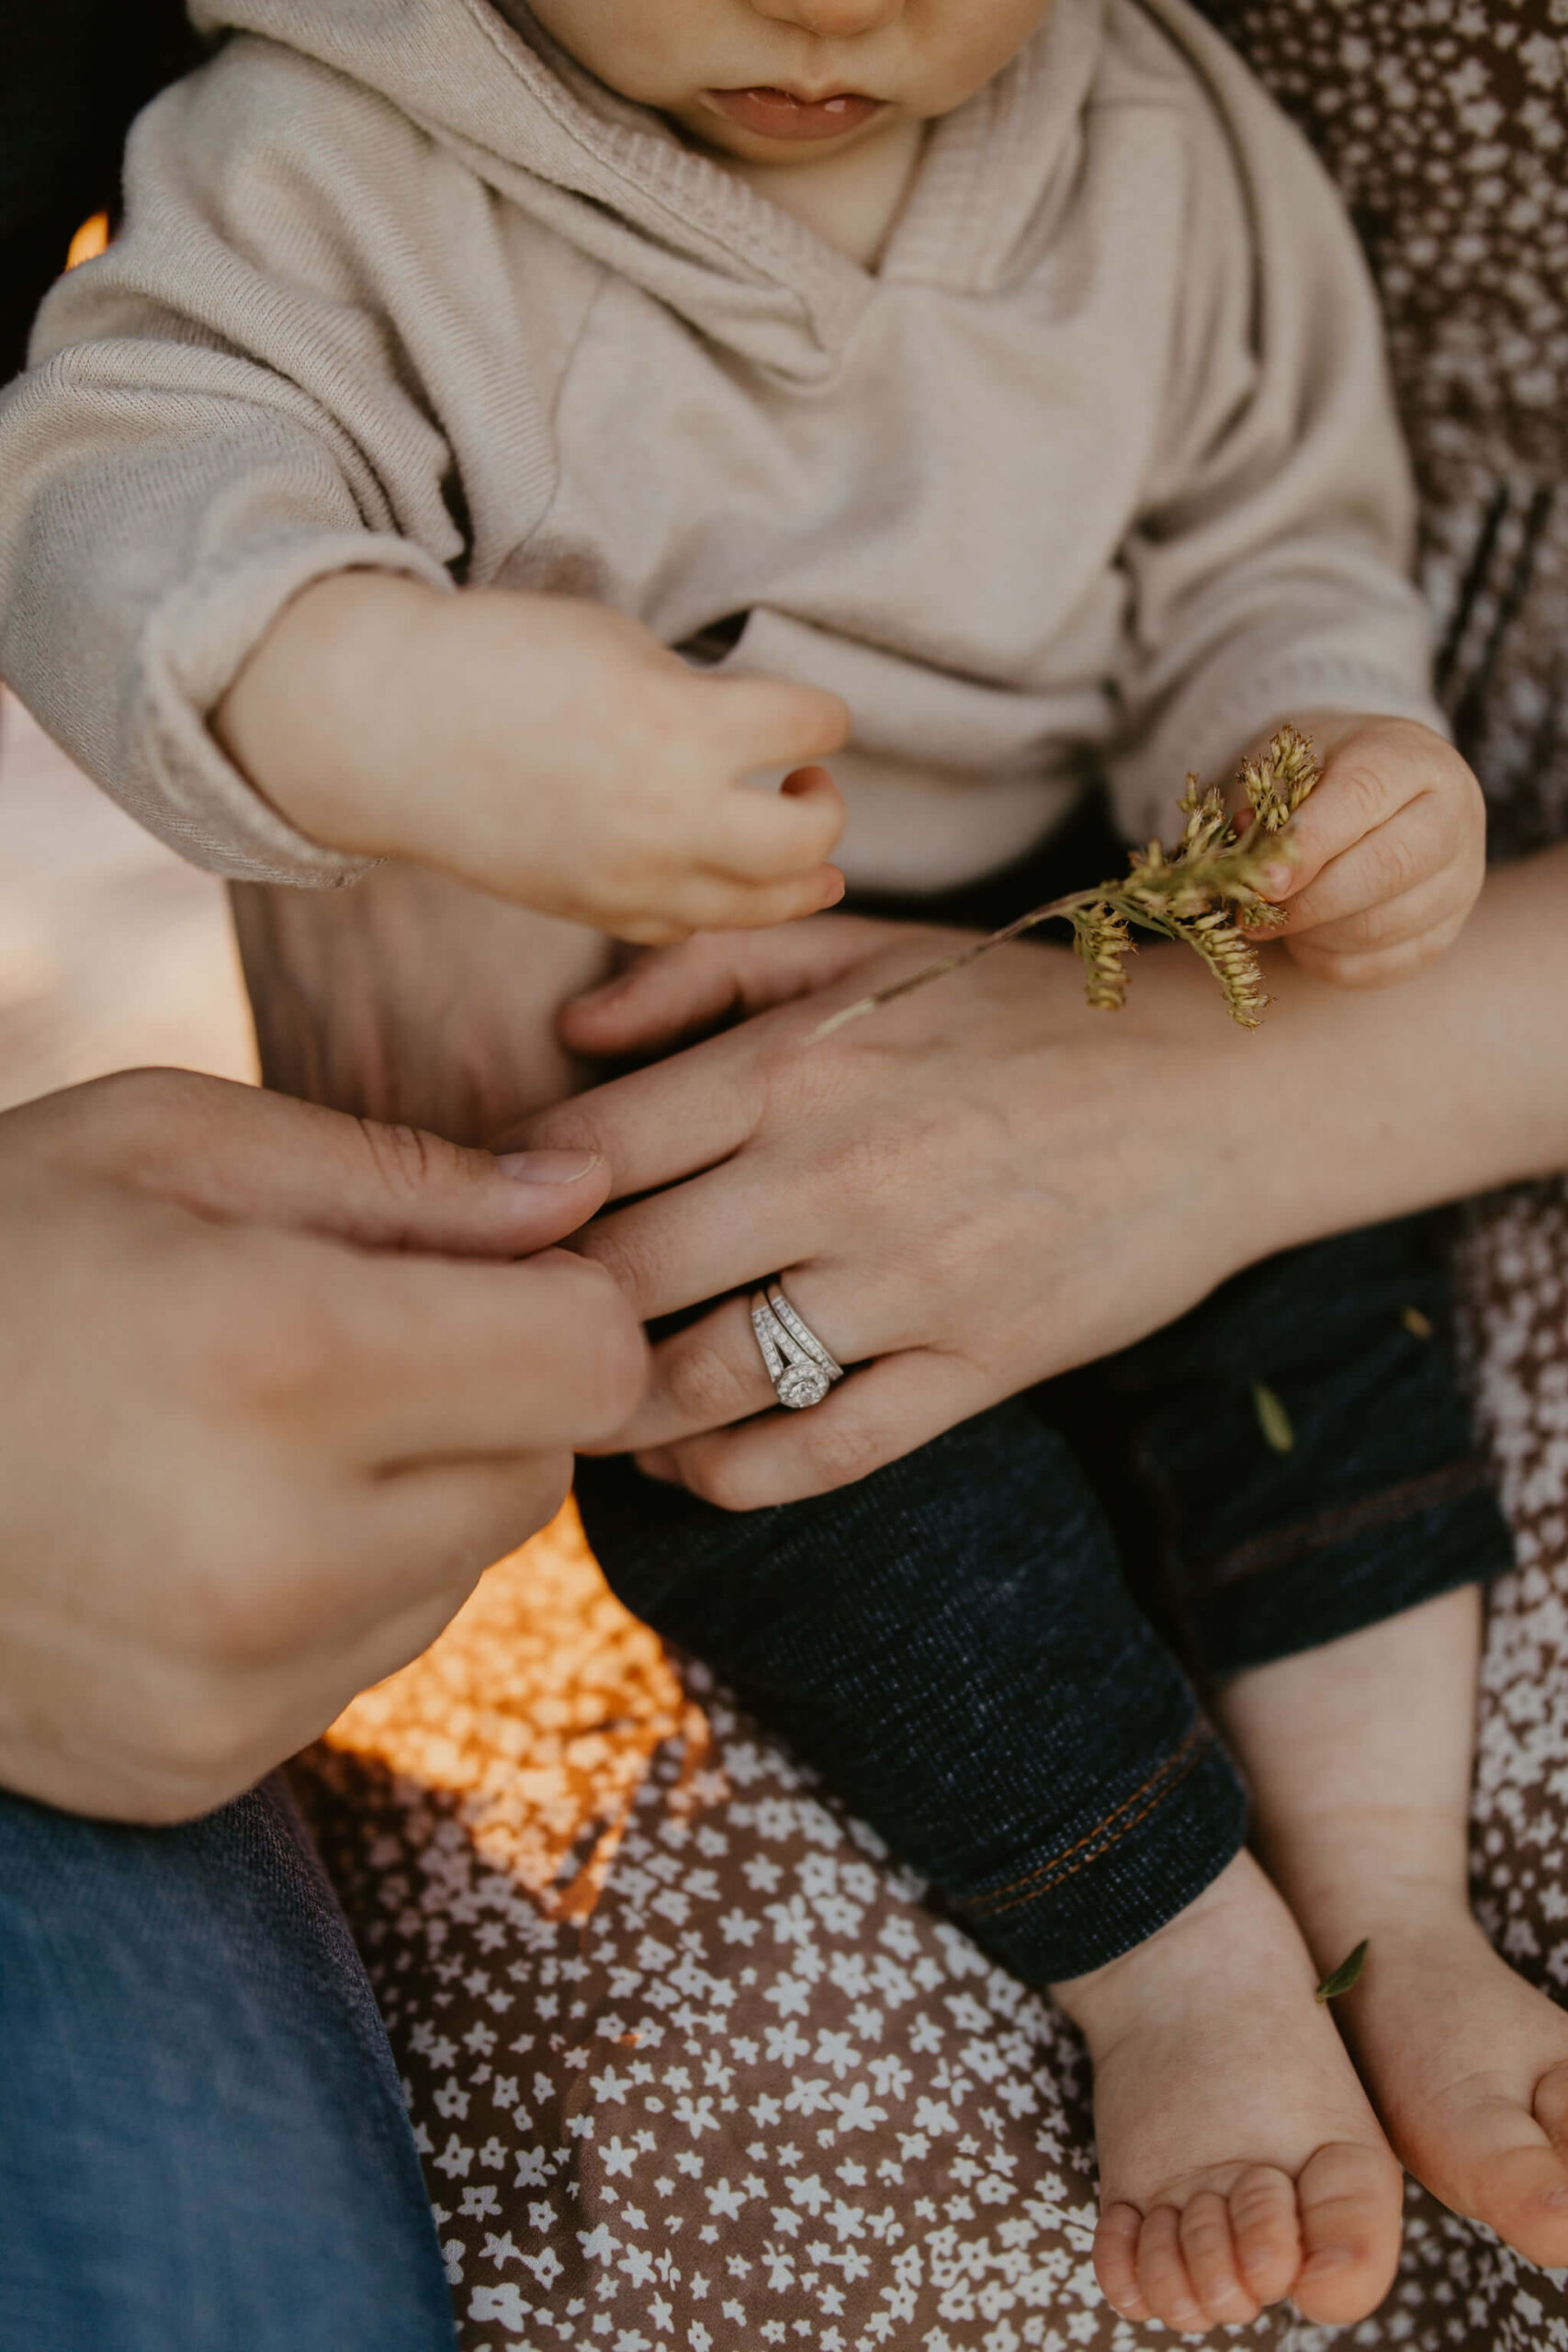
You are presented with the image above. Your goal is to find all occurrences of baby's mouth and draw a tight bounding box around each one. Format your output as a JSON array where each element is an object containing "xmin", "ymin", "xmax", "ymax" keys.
[{"xmin": 704, "ymin": 86, "xmax": 887, "ymax": 142}]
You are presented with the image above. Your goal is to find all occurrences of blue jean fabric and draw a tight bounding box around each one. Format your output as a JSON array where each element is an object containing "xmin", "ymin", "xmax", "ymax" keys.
[
  {"xmin": 576, "ymin": 800, "xmax": 1515, "ymax": 1986},
  {"xmin": 0, "ymin": 1774, "xmax": 454, "ymax": 2352}
]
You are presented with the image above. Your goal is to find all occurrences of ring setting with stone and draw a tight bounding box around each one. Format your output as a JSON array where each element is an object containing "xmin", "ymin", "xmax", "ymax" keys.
[{"xmin": 750, "ymin": 1283, "xmax": 845, "ymax": 1411}]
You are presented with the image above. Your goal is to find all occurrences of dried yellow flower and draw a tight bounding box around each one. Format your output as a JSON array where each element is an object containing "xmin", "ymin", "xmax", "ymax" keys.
[
  {"xmin": 1238, "ymin": 722, "xmax": 1320, "ymax": 834},
  {"xmin": 1070, "ymin": 900, "xmax": 1134, "ymax": 1012},
  {"xmin": 816, "ymin": 727, "xmax": 1321, "ymax": 1040}
]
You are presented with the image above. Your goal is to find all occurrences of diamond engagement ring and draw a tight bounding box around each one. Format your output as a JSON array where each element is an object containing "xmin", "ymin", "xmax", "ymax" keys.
[{"xmin": 750, "ymin": 1282, "xmax": 846, "ymax": 1411}]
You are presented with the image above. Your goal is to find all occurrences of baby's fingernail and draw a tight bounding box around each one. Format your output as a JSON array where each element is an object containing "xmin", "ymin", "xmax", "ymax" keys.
[
  {"xmin": 636, "ymin": 1448, "xmax": 680, "ymax": 1485},
  {"xmin": 496, "ymin": 1148, "xmax": 601, "ymax": 1185},
  {"xmin": 1262, "ymin": 863, "xmax": 1293, "ymax": 898}
]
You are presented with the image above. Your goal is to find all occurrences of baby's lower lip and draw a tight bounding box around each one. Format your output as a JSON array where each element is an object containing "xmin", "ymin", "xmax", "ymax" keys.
[{"xmin": 705, "ymin": 87, "xmax": 886, "ymax": 141}]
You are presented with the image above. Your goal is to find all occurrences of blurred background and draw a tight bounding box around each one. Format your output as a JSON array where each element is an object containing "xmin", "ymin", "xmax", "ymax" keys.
[{"xmin": 0, "ymin": 684, "xmax": 255, "ymax": 1114}]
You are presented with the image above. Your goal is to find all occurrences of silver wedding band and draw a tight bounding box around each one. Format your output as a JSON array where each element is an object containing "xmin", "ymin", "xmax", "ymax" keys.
[{"xmin": 750, "ymin": 1282, "xmax": 846, "ymax": 1411}]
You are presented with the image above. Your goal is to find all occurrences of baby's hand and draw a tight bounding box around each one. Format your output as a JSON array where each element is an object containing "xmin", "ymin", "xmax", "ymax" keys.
[
  {"xmin": 217, "ymin": 576, "xmax": 851, "ymax": 944},
  {"xmin": 1248, "ymin": 716, "xmax": 1486, "ymax": 987}
]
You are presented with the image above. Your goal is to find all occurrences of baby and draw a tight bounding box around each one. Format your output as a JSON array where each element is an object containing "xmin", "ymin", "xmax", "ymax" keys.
[{"xmin": 0, "ymin": 0, "xmax": 1561, "ymax": 2333}]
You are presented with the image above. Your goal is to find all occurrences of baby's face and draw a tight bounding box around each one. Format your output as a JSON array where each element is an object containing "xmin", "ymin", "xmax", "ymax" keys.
[{"xmin": 524, "ymin": 0, "xmax": 1055, "ymax": 162}]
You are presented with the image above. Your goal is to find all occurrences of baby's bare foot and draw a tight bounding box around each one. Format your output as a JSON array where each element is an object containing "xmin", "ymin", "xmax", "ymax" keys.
[
  {"xmin": 1216, "ymin": 1592, "xmax": 1568, "ymax": 2271},
  {"xmin": 1053, "ymin": 1849, "xmax": 1403, "ymax": 2335},
  {"xmin": 1264, "ymin": 1832, "xmax": 1568, "ymax": 2267}
]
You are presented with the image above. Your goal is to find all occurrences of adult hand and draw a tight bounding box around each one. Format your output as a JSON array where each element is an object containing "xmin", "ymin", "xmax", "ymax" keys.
[
  {"xmin": 0, "ymin": 1069, "xmax": 646, "ymax": 1822},
  {"xmin": 526, "ymin": 916, "xmax": 1261, "ymax": 1510},
  {"xmin": 534, "ymin": 871, "xmax": 1568, "ymax": 1512}
]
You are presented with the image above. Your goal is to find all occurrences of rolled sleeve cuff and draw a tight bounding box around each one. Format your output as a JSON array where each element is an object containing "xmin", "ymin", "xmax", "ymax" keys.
[{"xmin": 135, "ymin": 527, "xmax": 455, "ymax": 888}]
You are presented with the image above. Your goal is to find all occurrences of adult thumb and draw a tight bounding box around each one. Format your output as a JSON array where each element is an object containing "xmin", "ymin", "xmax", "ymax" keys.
[{"xmin": 66, "ymin": 1070, "xmax": 611, "ymax": 1258}]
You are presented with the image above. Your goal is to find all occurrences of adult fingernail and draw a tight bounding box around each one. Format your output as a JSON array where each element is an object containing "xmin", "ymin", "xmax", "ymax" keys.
[{"xmin": 497, "ymin": 1148, "xmax": 601, "ymax": 1185}]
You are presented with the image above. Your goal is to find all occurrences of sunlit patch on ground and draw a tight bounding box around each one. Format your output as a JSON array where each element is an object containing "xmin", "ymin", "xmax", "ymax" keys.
[{"xmin": 324, "ymin": 1501, "xmax": 708, "ymax": 1920}]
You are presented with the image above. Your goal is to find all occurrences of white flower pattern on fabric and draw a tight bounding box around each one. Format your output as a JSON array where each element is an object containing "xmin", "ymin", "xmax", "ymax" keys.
[
  {"xmin": 1202, "ymin": 0, "xmax": 1568, "ymax": 853},
  {"xmin": 299, "ymin": 1157, "xmax": 1568, "ymax": 2352}
]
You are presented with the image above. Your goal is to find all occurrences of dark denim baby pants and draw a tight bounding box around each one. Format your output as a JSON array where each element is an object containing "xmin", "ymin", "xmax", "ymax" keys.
[{"xmin": 577, "ymin": 804, "xmax": 1515, "ymax": 1986}]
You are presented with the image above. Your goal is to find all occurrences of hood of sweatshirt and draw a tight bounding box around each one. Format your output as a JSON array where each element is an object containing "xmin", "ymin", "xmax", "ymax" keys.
[{"xmin": 187, "ymin": 0, "xmax": 1107, "ymax": 379}]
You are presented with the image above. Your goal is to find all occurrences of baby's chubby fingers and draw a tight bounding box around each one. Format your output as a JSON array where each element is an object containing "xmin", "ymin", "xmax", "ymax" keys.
[
  {"xmin": 705, "ymin": 670, "xmax": 852, "ymax": 777},
  {"xmin": 1273, "ymin": 793, "xmax": 1474, "ymax": 936},
  {"xmin": 707, "ymin": 763, "xmax": 846, "ymax": 883},
  {"xmin": 621, "ymin": 863, "xmax": 845, "ymax": 946},
  {"xmin": 663, "ymin": 764, "xmax": 847, "ymax": 932},
  {"xmin": 1252, "ymin": 717, "xmax": 1484, "ymax": 932},
  {"xmin": 1285, "ymin": 903, "xmax": 1471, "ymax": 989},
  {"xmin": 1280, "ymin": 861, "xmax": 1469, "ymax": 966},
  {"xmin": 1247, "ymin": 716, "xmax": 1434, "ymax": 900},
  {"xmin": 604, "ymin": 714, "xmax": 850, "ymax": 940}
]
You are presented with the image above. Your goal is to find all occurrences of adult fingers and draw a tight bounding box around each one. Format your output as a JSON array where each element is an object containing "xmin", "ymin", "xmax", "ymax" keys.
[
  {"xmin": 54, "ymin": 1069, "xmax": 612, "ymax": 1258},
  {"xmin": 635, "ymin": 1346, "xmax": 987, "ymax": 1512},
  {"xmin": 602, "ymin": 1282, "xmax": 877, "ymax": 1452},
  {"xmin": 192, "ymin": 1456, "xmax": 575, "ymax": 1792},
  {"xmin": 562, "ymin": 916, "xmax": 914, "ymax": 1057},
  {"xmin": 348, "ymin": 1453, "xmax": 574, "ymax": 1641},
  {"xmin": 271, "ymin": 1242, "xmax": 649, "ymax": 1463},
  {"xmin": 234, "ymin": 1451, "xmax": 574, "ymax": 1677},
  {"xmin": 705, "ymin": 673, "xmax": 852, "ymax": 771},
  {"xmin": 510, "ymin": 1029, "xmax": 769, "ymax": 1199},
  {"xmin": 575, "ymin": 1162, "xmax": 825, "ymax": 1323}
]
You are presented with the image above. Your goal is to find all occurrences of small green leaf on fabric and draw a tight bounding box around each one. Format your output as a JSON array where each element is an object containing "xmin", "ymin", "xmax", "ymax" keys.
[
  {"xmin": 1402, "ymin": 1306, "xmax": 1435, "ymax": 1341},
  {"xmin": 1253, "ymin": 1382, "xmax": 1295, "ymax": 1454},
  {"xmin": 1314, "ymin": 1939, "xmax": 1370, "ymax": 2003}
]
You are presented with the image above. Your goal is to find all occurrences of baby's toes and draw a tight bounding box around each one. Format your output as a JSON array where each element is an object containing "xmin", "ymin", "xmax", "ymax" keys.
[
  {"xmin": 1534, "ymin": 2056, "xmax": 1568, "ymax": 2159},
  {"xmin": 1225, "ymin": 2165, "xmax": 1300, "ymax": 2308},
  {"xmin": 1092, "ymin": 2204, "xmax": 1151, "ymax": 2323},
  {"xmin": 1134, "ymin": 2203, "xmax": 1211, "ymax": 2335},
  {"xmin": 1293, "ymin": 2142, "xmax": 1404, "ymax": 2325},
  {"xmin": 1463, "ymin": 2070, "xmax": 1568, "ymax": 2266},
  {"xmin": 1179, "ymin": 2188, "xmax": 1262, "ymax": 2326}
]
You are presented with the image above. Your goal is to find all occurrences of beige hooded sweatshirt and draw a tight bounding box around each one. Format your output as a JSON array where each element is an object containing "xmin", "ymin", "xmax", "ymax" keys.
[{"xmin": 0, "ymin": 0, "xmax": 1442, "ymax": 892}]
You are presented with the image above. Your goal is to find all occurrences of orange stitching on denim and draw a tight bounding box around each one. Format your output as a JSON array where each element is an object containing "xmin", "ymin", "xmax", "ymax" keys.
[
  {"xmin": 961, "ymin": 1719, "xmax": 1213, "ymax": 1921},
  {"xmin": 964, "ymin": 1724, "xmax": 1215, "ymax": 1921},
  {"xmin": 1200, "ymin": 1459, "xmax": 1490, "ymax": 1592}
]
